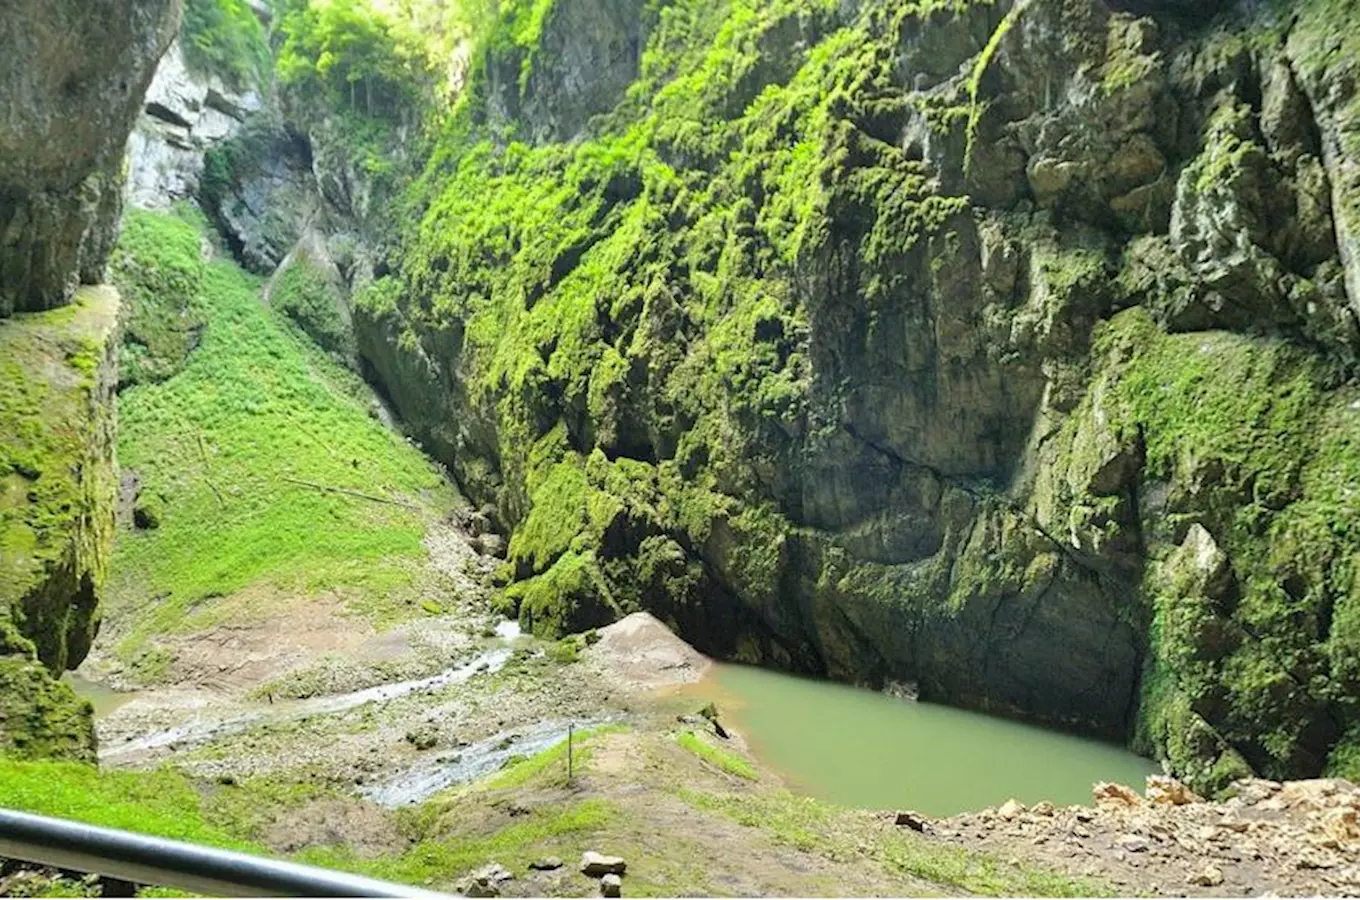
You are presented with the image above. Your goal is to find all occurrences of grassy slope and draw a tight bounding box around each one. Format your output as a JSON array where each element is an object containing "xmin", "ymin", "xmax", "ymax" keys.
[{"xmin": 104, "ymin": 210, "xmax": 456, "ymax": 676}]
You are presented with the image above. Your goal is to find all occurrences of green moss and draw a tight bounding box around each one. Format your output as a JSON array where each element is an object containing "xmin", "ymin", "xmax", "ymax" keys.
[
  {"xmin": 481, "ymin": 724, "xmax": 628, "ymax": 791},
  {"xmin": 504, "ymin": 549, "xmax": 619, "ymax": 637},
  {"xmin": 307, "ymin": 800, "xmax": 616, "ymax": 888},
  {"xmin": 965, "ymin": 0, "xmax": 1026, "ymax": 173},
  {"xmin": 0, "ymin": 288, "xmax": 119, "ymax": 693},
  {"xmin": 270, "ymin": 254, "xmax": 356, "ymax": 361},
  {"xmin": 0, "ymin": 658, "xmax": 95, "ymax": 762},
  {"xmin": 1082, "ymin": 308, "xmax": 1357, "ymax": 784},
  {"xmin": 674, "ymin": 729, "xmax": 758, "ymax": 779},
  {"xmin": 109, "ymin": 209, "xmax": 208, "ymax": 388}
]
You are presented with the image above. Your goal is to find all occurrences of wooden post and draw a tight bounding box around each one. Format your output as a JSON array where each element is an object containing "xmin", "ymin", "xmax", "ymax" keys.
[{"xmin": 567, "ymin": 723, "xmax": 574, "ymax": 784}]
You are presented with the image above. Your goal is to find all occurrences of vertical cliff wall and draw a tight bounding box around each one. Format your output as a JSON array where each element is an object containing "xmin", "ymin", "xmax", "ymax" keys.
[
  {"xmin": 327, "ymin": 0, "xmax": 1360, "ymax": 793},
  {"xmin": 0, "ymin": 0, "xmax": 180, "ymax": 315}
]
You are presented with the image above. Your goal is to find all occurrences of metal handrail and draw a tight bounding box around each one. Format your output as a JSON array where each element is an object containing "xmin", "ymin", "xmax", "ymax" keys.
[{"xmin": 0, "ymin": 808, "xmax": 458, "ymax": 898}]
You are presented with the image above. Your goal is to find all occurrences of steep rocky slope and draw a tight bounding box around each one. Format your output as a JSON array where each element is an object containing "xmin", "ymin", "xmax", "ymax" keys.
[{"xmin": 297, "ymin": 0, "xmax": 1360, "ymax": 794}]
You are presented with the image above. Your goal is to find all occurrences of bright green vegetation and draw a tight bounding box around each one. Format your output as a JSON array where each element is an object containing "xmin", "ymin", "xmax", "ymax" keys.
[
  {"xmin": 105, "ymin": 210, "xmax": 456, "ymax": 676},
  {"xmin": 319, "ymin": 800, "xmax": 615, "ymax": 886},
  {"xmin": 365, "ymin": 0, "xmax": 972, "ymax": 644},
  {"xmin": 0, "ymin": 758, "xmax": 259, "ymax": 850},
  {"xmin": 478, "ymin": 723, "xmax": 629, "ymax": 791},
  {"xmin": 700, "ymin": 663, "xmax": 1154, "ymax": 813},
  {"xmin": 0, "ymin": 754, "xmax": 610, "ymax": 891},
  {"xmin": 0, "ymin": 659, "xmax": 96, "ymax": 762},
  {"xmin": 680, "ymin": 789, "xmax": 1107, "ymax": 897},
  {"xmin": 674, "ymin": 729, "xmax": 758, "ymax": 780},
  {"xmin": 180, "ymin": 0, "xmax": 271, "ymax": 90},
  {"xmin": 109, "ymin": 209, "xmax": 208, "ymax": 388},
  {"xmin": 276, "ymin": 0, "xmax": 429, "ymax": 119},
  {"xmin": 1028, "ymin": 307, "xmax": 1360, "ymax": 791},
  {"xmin": 0, "ymin": 289, "xmax": 119, "ymax": 761},
  {"xmin": 270, "ymin": 252, "xmax": 356, "ymax": 361}
]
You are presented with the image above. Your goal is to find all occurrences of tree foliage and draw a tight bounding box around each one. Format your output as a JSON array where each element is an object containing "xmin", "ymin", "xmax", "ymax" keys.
[
  {"xmin": 181, "ymin": 0, "xmax": 271, "ymax": 90},
  {"xmin": 276, "ymin": 0, "xmax": 430, "ymax": 121}
]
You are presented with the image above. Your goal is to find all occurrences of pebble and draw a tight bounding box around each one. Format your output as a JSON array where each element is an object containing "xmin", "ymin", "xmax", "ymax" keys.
[
  {"xmin": 1189, "ymin": 864, "xmax": 1224, "ymax": 887},
  {"xmin": 529, "ymin": 856, "xmax": 563, "ymax": 871},
  {"xmin": 1115, "ymin": 834, "xmax": 1150, "ymax": 853},
  {"xmin": 600, "ymin": 873, "xmax": 623, "ymax": 897}
]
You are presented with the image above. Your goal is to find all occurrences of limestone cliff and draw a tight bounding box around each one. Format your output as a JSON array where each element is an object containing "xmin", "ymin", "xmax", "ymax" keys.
[
  {"xmin": 0, "ymin": 0, "xmax": 179, "ymax": 758},
  {"xmin": 310, "ymin": 0, "xmax": 1360, "ymax": 793}
]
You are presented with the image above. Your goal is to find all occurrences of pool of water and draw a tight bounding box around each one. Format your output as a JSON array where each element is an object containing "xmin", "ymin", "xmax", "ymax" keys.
[
  {"xmin": 692, "ymin": 664, "xmax": 1158, "ymax": 817},
  {"xmin": 62, "ymin": 672, "xmax": 138, "ymax": 718}
]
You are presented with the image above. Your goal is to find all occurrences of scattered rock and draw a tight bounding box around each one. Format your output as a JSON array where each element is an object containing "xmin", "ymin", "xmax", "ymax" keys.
[
  {"xmin": 1232, "ymin": 778, "xmax": 1284, "ymax": 806},
  {"xmin": 1031, "ymin": 800, "xmax": 1056, "ymax": 817},
  {"xmin": 600, "ymin": 873, "xmax": 623, "ymax": 897},
  {"xmin": 529, "ymin": 856, "xmax": 563, "ymax": 871},
  {"xmin": 894, "ymin": 811, "xmax": 928, "ymax": 832},
  {"xmin": 1189, "ymin": 864, "xmax": 1224, "ymax": 887},
  {"xmin": 457, "ymin": 863, "xmax": 514, "ymax": 897},
  {"xmin": 581, "ymin": 851, "xmax": 627, "ymax": 877},
  {"xmin": 1147, "ymin": 775, "xmax": 1202, "ymax": 806},
  {"xmin": 404, "ymin": 726, "xmax": 438, "ymax": 751},
  {"xmin": 1114, "ymin": 834, "xmax": 1150, "ymax": 853},
  {"xmin": 1095, "ymin": 782, "xmax": 1142, "ymax": 809},
  {"xmin": 998, "ymin": 798, "xmax": 1025, "ymax": 821}
]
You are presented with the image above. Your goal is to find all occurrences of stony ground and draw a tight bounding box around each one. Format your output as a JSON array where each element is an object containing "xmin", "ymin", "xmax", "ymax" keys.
[{"xmin": 929, "ymin": 775, "xmax": 1360, "ymax": 897}]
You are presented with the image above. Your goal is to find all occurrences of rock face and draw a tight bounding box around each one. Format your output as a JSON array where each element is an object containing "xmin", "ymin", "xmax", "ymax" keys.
[
  {"xmin": 0, "ymin": 0, "xmax": 179, "ymax": 315},
  {"xmin": 125, "ymin": 39, "xmax": 264, "ymax": 211},
  {"xmin": 0, "ymin": 287, "xmax": 123, "ymax": 760},
  {"xmin": 341, "ymin": 0, "xmax": 1360, "ymax": 793}
]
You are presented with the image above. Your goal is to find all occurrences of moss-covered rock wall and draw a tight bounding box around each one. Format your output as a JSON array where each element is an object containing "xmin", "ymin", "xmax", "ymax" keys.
[
  {"xmin": 199, "ymin": 0, "xmax": 1360, "ymax": 793},
  {"xmin": 0, "ymin": 288, "xmax": 123, "ymax": 760}
]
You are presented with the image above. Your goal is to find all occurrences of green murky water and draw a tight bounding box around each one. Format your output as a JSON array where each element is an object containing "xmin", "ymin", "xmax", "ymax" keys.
[
  {"xmin": 62, "ymin": 672, "xmax": 137, "ymax": 718},
  {"xmin": 701, "ymin": 664, "xmax": 1158, "ymax": 817}
]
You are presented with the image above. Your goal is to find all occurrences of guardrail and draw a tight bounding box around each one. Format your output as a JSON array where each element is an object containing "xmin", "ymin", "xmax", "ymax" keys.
[{"xmin": 0, "ymin": 808, "xmax": 457, "ymax": 898}]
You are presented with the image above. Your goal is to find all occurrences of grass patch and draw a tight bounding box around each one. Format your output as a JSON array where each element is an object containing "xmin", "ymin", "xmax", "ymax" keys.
[
  {"xmin": 305, "ymin": 799, "xmax": 615, "ymax": 887},
  {"xmin": 674, "ymin": 729, "xmax": 757, "ymax": 780},
  {"xmin": 482, "ymin": 724, "xmax": 630, "ymax": 791},
  {"xmin": 0, "ymin": 758, "xmax": 257, "ymax": 851},
  {"xmin": 680, "ymin": 789, "xmax": 1109, "ymax": 897},
  {"xmin": 106, "ymin": 211, "xmax": 456, "ymax": 674}
]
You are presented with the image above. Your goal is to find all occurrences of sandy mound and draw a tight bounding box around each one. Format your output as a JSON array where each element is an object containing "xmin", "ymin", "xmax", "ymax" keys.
[{"xmin": 585, "ymin": 612, "xmax": 710, "ymax": 691}]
